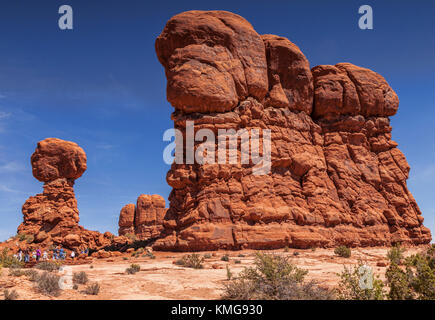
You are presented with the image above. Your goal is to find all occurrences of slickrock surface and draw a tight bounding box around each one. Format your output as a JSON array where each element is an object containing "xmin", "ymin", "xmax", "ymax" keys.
[
  {"xmin": 17, "ymin": 138, "xmax": 116, "ymax": 250},
  {"xmin": 0, "ymin": 246, "xmax": 429, "ymax": 300},
  {"xmin": 148, "ymin": 10, "xmax": 431, "ymax": 251}
]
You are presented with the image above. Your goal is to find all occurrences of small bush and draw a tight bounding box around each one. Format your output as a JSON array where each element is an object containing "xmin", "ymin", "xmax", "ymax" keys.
[
  {"xmin": 25, "ymin": 269, "xmax": 40, "ymax": 282},
  {"xmin": 175, "ymin": 254, "xmax": 204, "ymax": 269},
  {"xmin": 238, "ymin": 254, "xmax": 245, "ymax": 258},
  {"xmin": 386, "ymin": 246, "xmax": 434, "ymax": 300},
  {"xmin": 203, "ymin": 253, "xmax": 212, "ymax": 259},
  {"xmin": 9, "ymin": 268, "xmax": 25, "ymax": 277},
  {"xmin": 73, "ymin": 284, "xmax": 78, "ymax": 290},
  {"xmin": 235, "ymin": 260, "xmax": 242, "ymax": 264},
  {"xmin": 334, "ymin": 246, "xmax": 351, "ymax": 258},
  {"xmin": 126, "ymin": 263, "xmax": 141, "ymax": 274},
  {"xmin": 146, "ymin": 252, "xmax": 156, "ymax": 259},
  {"xmin": 387, "ymin": 243, "xmax": 405, "ymax": 265},
  {"xmin": 284, "ymin": 246, "xmax": 289, "ymax": 253},
  {"xmin": 226, "ymin": 265, "xmax": 233, "ymax": 280},
  {"xmin": 4, "ymin": 289, "xmax": 19, "ymax": 300},
  {"xmin": 0, "ymin": 248, "xmax": 23, "ymax": 268},
  {"xmin": 73, "ymin": 271, "xmax": 89, "ymax": 285},
  {"xmin": 35, "ymin": 261, "xmax": 60, "ymax": 272},
  {"xmin": 222, "ymin": 252, "xmax": 334, "ymax": 300},
  {"xmin": 336, "ymin": 262, "xmax": 385, "ymax": 300},
  {"xmin": 293, "ymin": 251, "xmax": 300, "ymax": 256},
  {"xmin": 85, "ymin": 282, "xmax": 100, "ymax": 295},
  {"xmin": 125, "ymin": 233, "xmax": 137, "ymax": 242},
  {"xmin": 123, "ymin": 257, "xmax": 128, "ymax": 261},
  {"xmin": 37, "ymin": 272, "xmax": 61, "ymax": 296},
  {"xmin": 15, "ymin": 233, "xmax": 34, "ymax": 243},
  {"xmin": 221, "ymin": 254, "xmax": 229, "ymax": 262}
]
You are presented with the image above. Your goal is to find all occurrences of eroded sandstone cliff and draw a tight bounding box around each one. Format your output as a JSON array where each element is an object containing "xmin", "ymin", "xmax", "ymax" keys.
[{"xmin": 142, "ymin": 10, "xmax": 431, "ymax": 250}]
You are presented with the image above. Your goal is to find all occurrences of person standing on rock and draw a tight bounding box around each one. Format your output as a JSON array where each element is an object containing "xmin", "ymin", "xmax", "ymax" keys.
[
  {"xmin": 52, "ymin": 247, "xmax": 57, "ymax": 260},
  {"xmin": 42, "ymin": 250, "xmax": 48, "ymax": 261},
  {"xmin": 36, "ymin": 249, "xmax": 41, "ymax": 261},
  {"xmin": 24, "ymin": 250, "xmax": 29, "ymax": 263},
  {"xmin": 70, "ymin": 250, "xmax": 75, "ymax": 260},
  {"xmin": 18, "ymin": 249, "xmax": 22, "ymax": 262}
]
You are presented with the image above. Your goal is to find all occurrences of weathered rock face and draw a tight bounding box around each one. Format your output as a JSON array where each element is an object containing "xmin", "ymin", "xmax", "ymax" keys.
[
  {"xmin": 18, "ymin": 138, "xmax": 114, "ymax": 250},
  {"xmin": 118, "ymin": 195, "xmax": 167, "ymax": 240},
  {"xmin": 151, "ymin": 10, "xmax": 431, "ymax": 251}
]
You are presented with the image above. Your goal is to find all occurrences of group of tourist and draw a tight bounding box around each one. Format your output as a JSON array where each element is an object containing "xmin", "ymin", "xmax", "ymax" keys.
[{"xmin": 14, "ymin": 247, "xmax": 89, "ymax": 263}]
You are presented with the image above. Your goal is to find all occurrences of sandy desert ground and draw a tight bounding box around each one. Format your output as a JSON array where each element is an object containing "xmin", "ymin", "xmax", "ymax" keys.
[{"xmin": 0, "ymin": 246, "xmax": 429, "ymax": 300}]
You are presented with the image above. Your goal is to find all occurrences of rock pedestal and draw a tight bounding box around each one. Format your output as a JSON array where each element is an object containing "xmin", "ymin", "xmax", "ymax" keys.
[{"xmin": 17, "ymin": 138, "xmax": 114, "ymax": 250}]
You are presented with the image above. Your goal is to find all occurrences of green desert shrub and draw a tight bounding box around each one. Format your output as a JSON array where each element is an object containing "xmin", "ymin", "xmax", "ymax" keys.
[
  {"xmin": 387, "ymin": 243, "xmax": 406, "ymax": 265},
  {"xmin": 3, "ymin": 289, "xmax": 19, "ymax": 300},
  {"xmin": 125, "ymin": 233, "xmax": 137, "ymax": 242},
  {"xmin": 221, "ymin": 254, "xmax": 229, "ymax": 262},
  {"xmin": 203, "ymin": 253, "xmax": 212, "ymax": 259},
  {"xmin": 9, "ymin": 268, "xmax": 25, "ymax": 277},
  {"xmin": 0, "ymin": 248, "xmax": 23, "ymax": 268},
  {"xmin": 25, "ymin": 269, "xmax": 40, "ymax": 282},
  {"xmin": 35, "ymin": 261, "xmax": 61, "ymax": 272},
  {"xmin": 222, "ymin": 252, "xmax": 334, "ymax": 300},
  {"xmin": 37, "ymin": 272, "xmax": 61, "ymax": 296},
  {"xmin": 15, "ymin": 233, "xmax": 34, "ymax": 243},
  {"xmin": 336, "ymin": 261, "xmax": 385, "ymax": 300},
  {"xmin": 226, "ymin": 265, "xmax": 233, "ymax": 280},
  {"xmin": 386, "ymin": 246, "xmax": 434, "ymax": 300},
  {"xmin": 85, "ymin": 282, "xmax": 100, "ymax": 295},
  {"xmin": 126, "ymin": 263, "xmax": 141, "ymax": 274},
  {"xmin": 146, "ymin": 252, "xmax": 156, "ymax": 259},
  {"xmin": 175, "ymin": 254, "xmax": 204, "ymax": 269},
  {"xmin": 334, "ymin": 246, "xmax": 351, "ymax": 258},
  {"xmin": 73, "ymin": 271, "xmax": 89, "ymax": 285}
]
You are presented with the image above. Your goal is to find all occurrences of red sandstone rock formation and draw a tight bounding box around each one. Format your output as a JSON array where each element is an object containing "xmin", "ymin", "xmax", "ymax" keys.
[
  {"xmin": 118, "ymin": 195, "xmax": 167, "ymax": 240},
  {"xmin": 17, "ymin": 138, "xmax": 115, "ymax": 250},
  {"xmin": 148, "ymin": 10, "xmax": 431, "ymax": 250}
]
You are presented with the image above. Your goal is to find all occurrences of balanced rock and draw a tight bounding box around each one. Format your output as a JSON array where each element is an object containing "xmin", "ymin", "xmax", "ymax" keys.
[
  {"xmin": 149, "ymin": 10, "xmax": 431, "ymax": 250},
  {"xmin": 17, "ymin": 138, "xmax": 114, "ymax": 250}
]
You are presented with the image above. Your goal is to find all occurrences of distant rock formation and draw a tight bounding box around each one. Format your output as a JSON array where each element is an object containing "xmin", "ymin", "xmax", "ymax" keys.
[
  {"xmin": 17, "ymin": 138, "xmax": 115, "ymax": 250},
  {"xmin": 145, "ymin": 10, "xmax": 431, "ymax": 250},
  {"xmin": 118, "ymin": 195, "xmax": 167, "ymax": 240}
]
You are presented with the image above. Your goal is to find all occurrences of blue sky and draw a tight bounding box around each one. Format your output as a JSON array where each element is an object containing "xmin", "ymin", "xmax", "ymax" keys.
[{"xmin": 0, "ymin": 0, "xmax": 434, "ymax": 241}]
